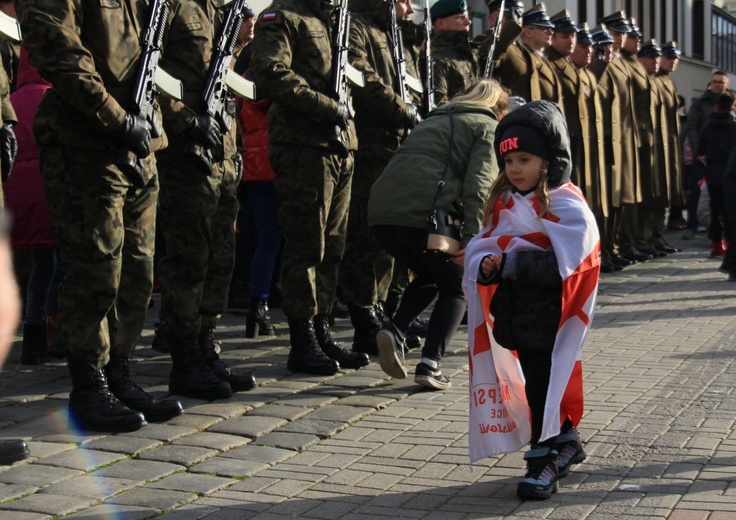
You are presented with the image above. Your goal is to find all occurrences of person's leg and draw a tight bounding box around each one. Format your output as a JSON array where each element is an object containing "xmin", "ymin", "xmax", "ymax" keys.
[
  {"xmin": 40, "ymin": 143, "xmax": 145, "ymax": 432},
  {"xmin": 21, "ymin": 248, "xmax": 55, "ymax": 364},
  {"xmin": 245, "ymin": 181, "xmax": 281, "ymax": 337}
]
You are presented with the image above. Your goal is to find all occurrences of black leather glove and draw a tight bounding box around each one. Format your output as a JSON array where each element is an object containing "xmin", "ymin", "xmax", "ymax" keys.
[
  {"xmin": 0, "ymin": 124, "xmax": 17, "ymax": 181},
  {"xmin": 233, "ymin": 153, "xmax": 244, "ymax": 180},
  {"xmin": 110, "ymin": 113, "xmax": 151, "ymax": 158},
  {"xmin": 404, "ymin": 104, "xmax": 421, "ymax": 130},
  {"xmin": 333, "ymin": 103, "xmax": 350, "ymax": 131},
  {"xmin": 183, "ymin": 114, "xmax": 220, "ymax": 150}
]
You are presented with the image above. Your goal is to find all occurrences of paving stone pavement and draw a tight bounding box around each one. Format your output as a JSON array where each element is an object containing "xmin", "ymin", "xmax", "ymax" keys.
[{"xmin": 0, "ymin": 229, "xmax": 734, "ymax": 519}]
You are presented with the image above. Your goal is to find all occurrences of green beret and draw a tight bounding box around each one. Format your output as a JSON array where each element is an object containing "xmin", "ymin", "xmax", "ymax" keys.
[{"xmin": 430, "ymin": 0, "xmax": 467, "ymax": 21}]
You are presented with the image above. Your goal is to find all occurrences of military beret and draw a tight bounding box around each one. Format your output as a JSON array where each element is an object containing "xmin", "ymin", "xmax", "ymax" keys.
[
  {"xmin": 576, "ymin": 23, "xmax": 593, "ymax": 46},
  {"xmin": 629, "ymin": 17, "xmax": 643, "ymax": 38},
  {"xmin": 430, "ymin": 0, "xmax": 467, "ymax": 21},
  {"xmin": 591, "ymin": 24, "xmax": 614, "ymax": 45},
  {"xmin": 522, "ymin": 3, "xmax": 554, "ymax": 28},
  {"xmin": 598, "ymin": 10, "xmax": 633, "ymax": 33},
  {"xmin": 243, "ymin": 6, "xmax": 255, "ymax": 17},
  {"xmin": 638, "ymin": 39, "xmax": 662, "ymax": 58},
  {"xmin": 661, "ymin": 41, "xmax": 681, "ymax": 58},
  {"xmin": 550, "ymin": 9, "xmax": 577, "ymax": 34}
]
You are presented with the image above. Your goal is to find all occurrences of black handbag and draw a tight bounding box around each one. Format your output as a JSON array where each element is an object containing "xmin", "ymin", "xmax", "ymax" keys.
[{"xmin": 426, "ymin": 106, "xmax": 462, "ymax": 255}]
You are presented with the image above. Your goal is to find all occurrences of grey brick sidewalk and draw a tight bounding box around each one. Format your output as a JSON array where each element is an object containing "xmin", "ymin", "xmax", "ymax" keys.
[{"xmin": 0, "ymin": 229, "xmax": 734, "ymax": 519}]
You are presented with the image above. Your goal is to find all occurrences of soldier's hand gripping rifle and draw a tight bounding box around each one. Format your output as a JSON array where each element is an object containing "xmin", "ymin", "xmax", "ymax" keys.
[
  {"xmin": 483, "ymin": 0, "xmax": 504, "ymax": 79},
  {"xmin": 390, "ymin": 0, "xmax": 422, "ymax": 132},
  {"xmin": 187, "ymin": 0, "xmax": 253, "ymax": 174},
  {"xmin": 118, "ymin": 0, "xmax": 182, "ymax": 187},
  {"xmin": 420, "ymin": 7, "xmax": 434, "ymax": 117}
]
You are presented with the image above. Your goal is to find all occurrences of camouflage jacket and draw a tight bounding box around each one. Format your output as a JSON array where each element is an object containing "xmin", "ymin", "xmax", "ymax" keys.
[
  {"xmin": 17, "ymin": 0, "xmax": 165, "ymax": 151},
  {"xmin": 159, "ymin": 0, "xmax": 237, "ymax": 160},
  {"xmin": 431, "ymin": 29, "xmax": 480, "ymax": 106},
  {"xmin": 401, "ymin": 18, "xmax": 425, "ymax": 108},
  {"xmin": 348, "ymin": 0, "xmax": 410, "ymax": 157},
  {"xmin": 250, "ymin": 0, "xmax": 357, "ymax": 150}
]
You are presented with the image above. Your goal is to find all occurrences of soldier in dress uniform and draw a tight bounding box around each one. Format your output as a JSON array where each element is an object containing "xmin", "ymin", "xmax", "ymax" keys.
[
  {"xmin": 572, "ymin": 23, "xmax": 610, "ymax": 270},
  {"xmin": 430, "ymin": 0, "xmax": 481, "ymax": 106},
  {"xmin": 250, "ymin": 0, "xmax": 358, "ymax": 375},
  {"xmin": 494, "ymin": 3, "xmax": 562, "ymax": 104},
  {"xmin": 547, "ymin": 10, "xmax": 588, "ymax": 187},
  {"xmin": 0, "ymin": 1, "xmax": 19, "ymax": 92},
  {"xmin": 637, "ymin": 39, "xmax": 676, "ymax": 255},
  {"xmin": 337, "ymin": 0, "xmax": 420, "ymax": 360},
  {"xmin": 656, "ymin": 42, "xmax": 687, "ymax": 238},
  {"xmin": 17, "ymin": 0, "xmax": 183, "ymax": 432},
  {"xmin": 596, "ymin": 11, "xmax": 643, "ymax": 265},
  {"xmin": 589, "ymin": 24, "xmax": 614, "ymax": 69}
]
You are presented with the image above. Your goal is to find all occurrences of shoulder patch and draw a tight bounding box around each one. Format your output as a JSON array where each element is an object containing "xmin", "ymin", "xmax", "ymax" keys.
[{"xmin": 262, "ymin": 12, "xmax": 277, "ymax": 21}]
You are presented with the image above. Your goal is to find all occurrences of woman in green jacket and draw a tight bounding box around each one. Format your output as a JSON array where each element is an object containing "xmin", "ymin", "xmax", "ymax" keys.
[{"xmin": 367, "ymin": 79, "xmax": 508, "ymax": 390}]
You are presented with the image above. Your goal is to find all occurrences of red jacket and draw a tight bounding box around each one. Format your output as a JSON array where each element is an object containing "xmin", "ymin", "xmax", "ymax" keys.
[
  {"xmin": 238, "ymin": 97, "xmax": 275, "ymax": 182},
  {"xmin": 6, "ymin": 48, "xmax": 54, "ymax": 250}
]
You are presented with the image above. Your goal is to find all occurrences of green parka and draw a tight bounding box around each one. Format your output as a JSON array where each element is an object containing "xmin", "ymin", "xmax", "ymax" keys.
[{"xmin": 367, "ymin": 103, "xmax": 499, "ymax": 247}]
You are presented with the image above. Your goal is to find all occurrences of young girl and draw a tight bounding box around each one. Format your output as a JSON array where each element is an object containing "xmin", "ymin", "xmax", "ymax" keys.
[{"xmin": 463, "ymin": 100, "xmax": 600, "ymax": 500}]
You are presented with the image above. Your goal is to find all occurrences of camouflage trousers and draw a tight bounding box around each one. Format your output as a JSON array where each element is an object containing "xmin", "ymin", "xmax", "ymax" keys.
[
  {"xmin": 39, "ymin": 143, "xmax": 158, "ymax": 368},
  {"xmin": 157, "ymin": 152, "xmax": 239, "ymax": 338},
  {"xmin": 268, "ymin": 145, "xmax": 353, "ymax": 319},
  {"xmin": 340, "ymin": 158, "xmax": 394, "ymax": 308}
]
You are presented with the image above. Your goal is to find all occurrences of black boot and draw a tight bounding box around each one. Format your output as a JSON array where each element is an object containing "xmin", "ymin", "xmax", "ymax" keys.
[
  {"xmin": 169, "ymin": 336, "xmax": 233, "ymax": 400},
  {"xmin": 21, "ymin": 323, "xmax": 47, "ymax": 365},
  {"xmin": 0, "ymin": 440, "xmax": 29, "ymax": 465},
  {"xmin": 152, "ymin": 321, "xmax": 172, "ymax": 354},
  {"xmin": 287, "ymin": 317, "xmax": 340, "ymax": 375},
  {"xmin": 348, "ymin": 304, "xmax": 382, "ymax": 356},
  {"xmin": 199, "ymin": 327, "xmax": 257, "ymax": 392},
  {"xmin": 104, "ymin": 356, "xmax": 183, "ymax": 422},
  {"xmin": 67, "ymin": 358, "xmax": 147, "ymax": 433},
  {"xmin": 517, "ymin": 445, "xmax": 559, "ymax": 500},
  {"xmin": 314, "ymin": 314, "xmax": 369, "ymax": 369},
  {"xmin": 245, "ymin": 298, "xmax": 275, "ymax": 338}
]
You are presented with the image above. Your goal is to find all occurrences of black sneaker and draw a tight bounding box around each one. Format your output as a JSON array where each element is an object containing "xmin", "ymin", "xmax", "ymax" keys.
[
  {"xmin": 517, "ymin": 446, "xmax": 559, "ymax": 500},
  {"xmin": 414, "ymin": 362, "xmax": 451, "ymax": 390},
  {"xmin": 555, "ymin": 428, "xmax": 586, "ymax": 479},
  {"xmin": 376, "ymin": 324, "xmax": 407, "ymax": 379}
]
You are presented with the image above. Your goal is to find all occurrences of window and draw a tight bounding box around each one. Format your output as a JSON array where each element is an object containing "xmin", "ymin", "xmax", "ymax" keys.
[
  {"xmin": 693, "ymin": 0, "xmax": 704, "ymax": 60},
  {"xmin": 711, "ymin": 5, "xmax": 736, "ymax": 72}
]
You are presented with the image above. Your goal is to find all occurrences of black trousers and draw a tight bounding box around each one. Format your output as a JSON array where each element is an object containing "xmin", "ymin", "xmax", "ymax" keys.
[{"xmin": 371, "ymin": 225, "xmax": 465, "ymax": 364}]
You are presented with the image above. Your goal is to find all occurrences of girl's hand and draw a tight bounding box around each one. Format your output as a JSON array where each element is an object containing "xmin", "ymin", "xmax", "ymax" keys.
[
  {"xmin": 450, "ymin": 248, "xmax": 465, "ymax": 266},
  {"xmin": 481, "ymin": 254, "xmax": 501, "ymax": 276}
]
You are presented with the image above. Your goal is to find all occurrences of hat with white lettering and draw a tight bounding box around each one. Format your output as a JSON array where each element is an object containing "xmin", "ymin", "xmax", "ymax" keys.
[{"xmin": 497, "ymin": 125, "xmax": 549, "ymax": 159}]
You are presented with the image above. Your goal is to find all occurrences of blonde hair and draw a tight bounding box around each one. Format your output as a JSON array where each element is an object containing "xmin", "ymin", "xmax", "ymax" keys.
[
  {"xmin": 447, "ymin": 79, "xmax": 510, "ymax": 118},
  {"xmin": 482, "ymin": 160, "xmax": 550, "ymax": 223}
]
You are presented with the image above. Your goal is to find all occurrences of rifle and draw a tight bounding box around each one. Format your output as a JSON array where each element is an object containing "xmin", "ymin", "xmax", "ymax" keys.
[
  {"xmin": 119, "ymin": 0, "xmax": 182, "ymax": 187},
  {"xmin": 483, "ymin": 0, "xmax": 504, "ymax": 79},
  {"xmin": 420, "ymin": 7, "xmax": 434, "ymax": 117},
  {"xmin": 390, "ymin": 1, "xmax": 423, "ymax": 131},
  {"xmin": 189, "ymin": 0, "xmax": 253, "ymax": 173}
]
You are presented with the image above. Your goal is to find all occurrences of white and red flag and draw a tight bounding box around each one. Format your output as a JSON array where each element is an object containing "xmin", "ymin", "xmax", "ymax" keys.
[{"xmin": 463, "ymin": 182, "xmax": 600, "ymax": 463}]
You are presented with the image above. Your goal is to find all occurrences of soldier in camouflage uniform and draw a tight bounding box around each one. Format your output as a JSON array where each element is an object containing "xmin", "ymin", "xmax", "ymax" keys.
[
  {"xmin": 17, "ymin": 0, "xmax": 182, "ymax": 432},
  {"xmin": 250, "ymin": 0, "xmax": 359, "ymax": 375},
  {"xmin": 430, "ymin": 0, "xmax": 481, "ymax": 106},
  {"xmin": 154, "ymin": 0, "xmax": 256, "ymax": 400},
  {"xmin": 339, "ymin": 0, "xmax": 419, "ymax": 357}
]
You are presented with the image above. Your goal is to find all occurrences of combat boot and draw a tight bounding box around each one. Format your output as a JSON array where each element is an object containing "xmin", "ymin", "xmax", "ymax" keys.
[
  {"xmin": 517, "ymin": 445, "xmax": 559, "ymax": 500},
  {"xmin": 21, "ymin": 323, "xmax": 46, "ymax": 365},
  {"xmin": 199, "ymin": 327, "xmax": 256, "ymax": 392},
  {"xmin": 245, "ymin": 298, "xmax": 275, "ymax": 338},
  {"xmin": 314, "ymin": 314, "xmax": 369, "ymax": 369},
  {"xmin": 287, "ymin": 317, "xmax": 340, "ymax": 375},
  {"xmin": 169, "ymin": 336, "xmax": 233, "ymax": 400},
  {"xmin": 104, "ymin": 356, "xmax": 183, "ymax": 422},
  {"xmin": 67, "ymin": 358, "xmax": 146, "ymax": 433},
  {"xmin": 0, "ymin": 440, "xmax": 29, "ymax": 465},
  {"xmin": 348, "ymin": 304, "xmax": 382, "ymax": 355}
]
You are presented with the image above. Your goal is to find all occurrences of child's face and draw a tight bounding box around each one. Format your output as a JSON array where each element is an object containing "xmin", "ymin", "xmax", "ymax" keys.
[{"xmin": 503, "ymin": 151, "xmax": 544, "ymax": 192}]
